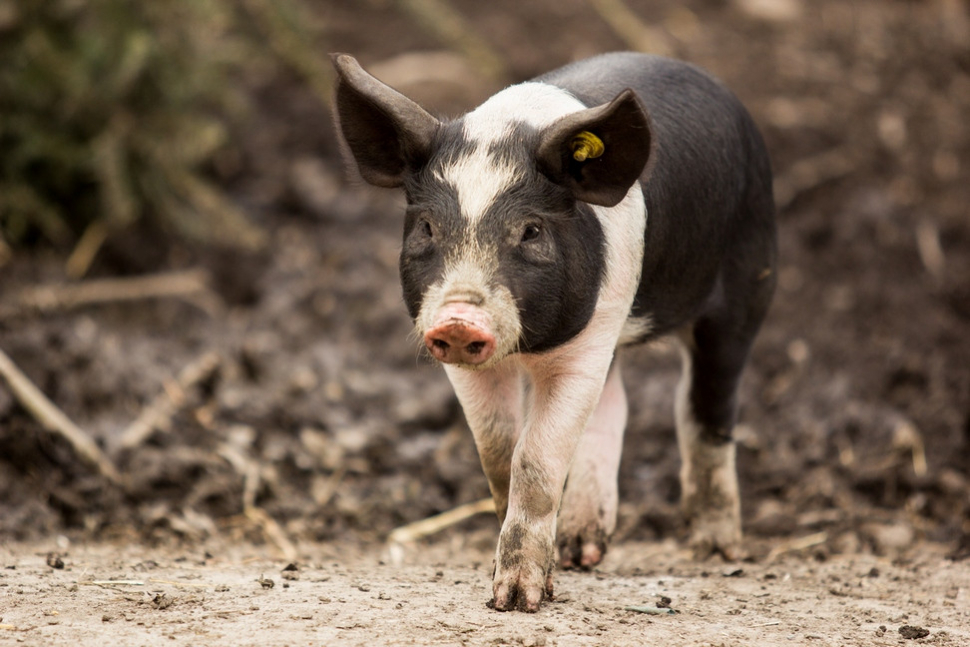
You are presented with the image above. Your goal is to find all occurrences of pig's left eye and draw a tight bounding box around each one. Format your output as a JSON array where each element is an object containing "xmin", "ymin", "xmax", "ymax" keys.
[
  {"xmin": 521, "ymin": 223, "xmax": 542, "ymax": 242},
  {"xmin": 420, "ymin": 219, "xmax": 433, "ymax": 238}
]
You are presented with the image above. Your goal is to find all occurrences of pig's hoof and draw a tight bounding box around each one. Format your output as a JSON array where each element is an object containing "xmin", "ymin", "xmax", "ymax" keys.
[
  {"xmin": 490, "ymin": 525, "xmax": 556, "ymax": 612},
  {"xmin": 489, "ymin": 569, "xmax": 554, "ymax": 613},
  {"xmin": 558, "ymin": 528, "xmax": 608, "ymax": 570},
  {"xmin": 682, "ymin": 471, "xmax": 743, "ymax": 560},
  {"xmin": 687, "ymin": 516, "xmax": 743, "ymax": 561}
]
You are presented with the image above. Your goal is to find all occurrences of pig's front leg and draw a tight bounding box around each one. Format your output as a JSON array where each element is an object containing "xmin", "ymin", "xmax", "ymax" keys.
[
  {"xmin": 557, "ymin": 357, "xmax": 627, "ymax": 569},
  {"xmin": 490, "ymin": 345, "xmax": 615, "ymax": 612},
  {"xmin": 444, "ymin": 361, "xmax": 525, "ymax": 521}
]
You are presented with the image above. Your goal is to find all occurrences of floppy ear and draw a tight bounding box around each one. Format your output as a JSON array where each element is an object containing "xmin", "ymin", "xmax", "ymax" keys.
[
  {"xmin": 536, "ymin": 89, "xmax": 652, "ymax": 207},
  {"xmin": 331, "ymin": 54, "xmax": 440, "ymax": 188}
]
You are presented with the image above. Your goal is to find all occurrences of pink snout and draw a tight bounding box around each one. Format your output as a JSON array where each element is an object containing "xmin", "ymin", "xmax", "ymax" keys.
[{"xmin": 424, "ymin": 304, "xmax": 497, "ymax": 365}]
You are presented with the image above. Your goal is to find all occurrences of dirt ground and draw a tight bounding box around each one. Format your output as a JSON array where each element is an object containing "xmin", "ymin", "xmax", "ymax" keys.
[
  {"xmin": 3, "ymin": 537, "xmax": 969, "ymax": 646},
  {"xmin": 2, "ymin": 0, "xmax": 970, "ymax": 644}
]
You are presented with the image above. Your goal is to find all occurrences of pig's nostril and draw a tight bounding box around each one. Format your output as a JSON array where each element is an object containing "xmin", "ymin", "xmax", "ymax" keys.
[{"xmin": 425, "ymin": 317, "xmax": 495, "ymax": 365}]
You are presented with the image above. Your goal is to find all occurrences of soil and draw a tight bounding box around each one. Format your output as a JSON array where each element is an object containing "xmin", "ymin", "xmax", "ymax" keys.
[
  {"xmin": 2, "ymin": 0, "xmax": 970, "ymax": 644},
  {"xmin": 3, "ymin": 538, "xmax": 969, "ymax": 646}
]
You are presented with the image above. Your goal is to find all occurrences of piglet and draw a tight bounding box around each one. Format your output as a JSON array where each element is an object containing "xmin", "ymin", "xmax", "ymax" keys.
[{"xmin": 331, "ymin": 52, "xmax": 776, "ymax": 612}]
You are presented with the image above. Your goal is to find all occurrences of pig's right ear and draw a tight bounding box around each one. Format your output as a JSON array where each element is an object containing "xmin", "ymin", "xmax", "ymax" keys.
[{"xmin": 331, "ymin": 54, "xmax": 439, "ymax": 188}]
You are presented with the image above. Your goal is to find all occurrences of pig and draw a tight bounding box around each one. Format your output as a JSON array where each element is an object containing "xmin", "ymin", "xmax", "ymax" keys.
[{"xmin": 331, "ymin": 52, "xmax": 777, "ymax": 612}]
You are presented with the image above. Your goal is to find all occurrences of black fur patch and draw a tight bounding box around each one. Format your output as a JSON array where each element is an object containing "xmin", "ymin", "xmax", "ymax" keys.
[
  {"xmin": 480, "ymin": 175, "xmax": 604, "ymax": 352},
  {"xmin": 399, "ymin": 121, "xmax": 475, "ymax": 320}
]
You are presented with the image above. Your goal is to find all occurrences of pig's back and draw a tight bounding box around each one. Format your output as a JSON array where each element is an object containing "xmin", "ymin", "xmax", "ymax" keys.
[{"xmin": 535, "ymin": 53, "xmax": 774, "ymax": 338}]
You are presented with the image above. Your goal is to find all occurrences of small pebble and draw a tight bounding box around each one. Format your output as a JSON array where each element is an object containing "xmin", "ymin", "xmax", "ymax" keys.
[{"xmin": 899, "ymin": 625, "xmax": 930, "ymax": 640}]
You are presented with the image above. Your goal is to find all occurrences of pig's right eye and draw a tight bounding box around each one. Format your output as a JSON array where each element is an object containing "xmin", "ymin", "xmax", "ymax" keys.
[{"xmin": 420, "ymin": 219, "xmax": 433, "ymax": 239}]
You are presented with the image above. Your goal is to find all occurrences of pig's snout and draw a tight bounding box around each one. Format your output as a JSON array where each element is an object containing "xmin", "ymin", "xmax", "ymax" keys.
[{"xmin": 424, "ymin": 303, "xmax": 497, "ymax": 365}]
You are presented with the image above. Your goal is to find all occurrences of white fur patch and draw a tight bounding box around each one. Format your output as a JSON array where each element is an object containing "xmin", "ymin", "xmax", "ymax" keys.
[
  {"xmin": 590, "ymin": 195, "xmax": 646, "ymax": 317},
  {"xmin": 464, "ymin": 83, "xmax": 586, "ymax": 137},
  {"xmin": 435, "ymin": 150, "xmax": 518, "ymax": 223},
  {"xmin": 436, "ymin": 83, "xmax": 586, "ymax": 224}
]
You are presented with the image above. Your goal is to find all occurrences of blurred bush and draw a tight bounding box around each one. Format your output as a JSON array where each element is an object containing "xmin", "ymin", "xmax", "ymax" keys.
[{"xmin": 0, "ymin": 0, "xmax": 328, "ymax": 268}]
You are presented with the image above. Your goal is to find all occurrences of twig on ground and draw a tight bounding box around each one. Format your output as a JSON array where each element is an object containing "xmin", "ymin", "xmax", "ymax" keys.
[
  {"xmin": 311, "ymin": 467, "xmax": 346, "ymax": 508},
  {"xmin": 623, "ymin": 605, "xmax": 677, "ymax": 615},
  {"xmin": 116, "ymin": 351, "xmax": 222, "ymax": 452},
  {"xmin": 893, "ymin": 420, "xmax": 928, "ymax": 478},
  {"xmin": 588, "ymin": 0, "xmax": 673, "ymax": 55},
  {"xmin": 245, "ymin": 506, "xmax": 298, "ymax": 563},
  {"xmin": 766, "ymin": 531, "xmax": 828, "ymax": 561},
  {"xmin": 239, "ymin": 0, "xmax": 335, "ymax": 108},
  {"xmin": 148, "ymin": 578, "xmax": 212, "ymax": 588},
  {"xmin": 773, "ymin": 147, "xmax": 856, "ymax": 209},
  {"xmin": 915, "ymin": 220, "xmax": 945, "ymax": 283},
  {"xmin": 388, "ymin": 497, "xmax": 495, "ymax": 545},
  {"xmin": 396, "ymin": 0, "xmax": 508, "ymax": 82},
  {"xmin": 65, "ymin": 220, "xmax": 108, "ymax": 280},
  {"xmin": 218, "ymin": 443, "xmax": 298, "ymax": 562},
  {"xmin": 0, "ymin": 346, "xmax": 124, "ymax": 486},
  {"xmin": 0, "ymin": 232, "xmax": 11, "ymax": 268},
  {"xmin": 1, "ymin": 268, "xmax": 220, "ymax": 320},
  {"xmin": 369, "ymin": 52, "xmax": 480, "ymax": 91}
]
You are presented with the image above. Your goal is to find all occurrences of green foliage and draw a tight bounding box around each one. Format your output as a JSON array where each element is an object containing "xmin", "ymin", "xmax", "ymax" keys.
[{"xmin": 0, "ymin": 0, "xmax": 268, "ymax": 251}]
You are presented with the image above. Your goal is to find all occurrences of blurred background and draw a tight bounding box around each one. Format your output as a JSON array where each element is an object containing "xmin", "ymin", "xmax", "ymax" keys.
[{"xmin": 0, "ymin": 0, "xmax": 968, "ymax": 561}]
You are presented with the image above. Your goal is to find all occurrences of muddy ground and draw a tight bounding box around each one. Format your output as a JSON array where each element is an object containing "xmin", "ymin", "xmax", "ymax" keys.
[{"xmin": 2, "ymin": 0, "xmax": 970, "ymax": 644}]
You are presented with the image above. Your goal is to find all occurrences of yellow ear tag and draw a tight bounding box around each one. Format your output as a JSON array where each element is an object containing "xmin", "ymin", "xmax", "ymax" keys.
[{"xmin": 571, "ymin": 131, "xmax": 605, "ymax": 162}]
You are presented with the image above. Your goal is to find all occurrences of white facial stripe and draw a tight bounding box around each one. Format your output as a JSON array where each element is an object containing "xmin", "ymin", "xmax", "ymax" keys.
[
  {"xmin": 437, "ymin": 82, "xmax": 586, "ymax": 224},
  {"xmin": 436, "ymin": 150, "xmax": 517, "ymax": 223}
]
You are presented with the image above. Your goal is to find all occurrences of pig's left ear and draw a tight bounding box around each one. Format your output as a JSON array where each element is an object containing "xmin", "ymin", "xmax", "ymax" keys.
[{"xmin": 536, "ymin": 89, "xmax": 652, "ymax": 207}]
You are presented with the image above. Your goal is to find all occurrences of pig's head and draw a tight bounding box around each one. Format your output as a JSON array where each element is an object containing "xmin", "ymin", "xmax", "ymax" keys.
[{"xmin": 331, "ymin": 54, "xmax": 652, "ymax": 368}]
